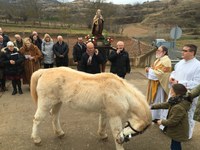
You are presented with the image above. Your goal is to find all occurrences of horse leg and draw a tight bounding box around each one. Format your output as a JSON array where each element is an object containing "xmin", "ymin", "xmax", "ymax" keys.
[
  {"xmin": 51, "ymin": 102, "xmax": 65, "ymax": 138},
  {"xmin": 31, "ymin": 105, "xmax": 49, "ymax": 145},
  {"xmin": 109, "ymin": 116, "xmax": 124, "ymax": 150},
  {"xmin": 97, "ymin": 112, "xmax": 108, "ymax": 140}
]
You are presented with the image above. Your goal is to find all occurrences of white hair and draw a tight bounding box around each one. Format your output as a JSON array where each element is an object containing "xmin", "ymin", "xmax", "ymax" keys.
[{"xmin": 7, "ymin": 41, "xmax": 14, "ymax": 47}]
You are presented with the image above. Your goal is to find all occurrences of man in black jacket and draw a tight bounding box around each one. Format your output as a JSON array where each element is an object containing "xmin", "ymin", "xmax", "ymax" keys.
[
  {"xmin": 29, "ymin": 31, "xmax": 42, "ymax": 51},
  {"xmin": 0, "ymin": 28, "xmax": 10, "ymax": 46},
  {"xmin": 108, "ymin": 41, "xmax": 131, "ymax": 78},
  {"xmin": 79, "ymin": 42, "xmax": 103, "ymax": 74},
  {"xmin": 0, "ymin": 35, "xmax": 8, "ymax": 92},
  {"xmin": 53, "ymin": 35, "xmax": 69, "ymax": 67},
  {"xmin": 73, "ymin": 37, "xmax": 86, "ymax": 70}
]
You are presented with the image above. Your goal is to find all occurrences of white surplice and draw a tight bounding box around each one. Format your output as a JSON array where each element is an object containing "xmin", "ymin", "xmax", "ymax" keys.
[
  {"xmin": 162, "ymin": 58, "xmax": 200, "ymax": 139},
  {"xmin": 147, "ymin": 68, "xmax": 166, "ymax": 120}
]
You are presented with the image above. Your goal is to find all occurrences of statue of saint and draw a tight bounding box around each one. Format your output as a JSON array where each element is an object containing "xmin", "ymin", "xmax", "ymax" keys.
[{"xmin": 92, "ymin": 9, "xmax": 104, "ymax": 36}]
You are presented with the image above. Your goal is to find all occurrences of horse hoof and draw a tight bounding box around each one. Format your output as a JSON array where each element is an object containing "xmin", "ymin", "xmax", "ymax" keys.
[
  {"xmin": 31, "ymin": 135, "xmax": 42, "ymax": 146},
  {"xmin": 102, "ymin": 136, "xmax": 108, "ymax": 142},
  {"xmin": 34, "ymin": 141, "xmax": 42, "ymax": 146},
  {"xmin": 58, "ymin": 132, "xmax": 65, "ymax": 139},
  {"xmin": 55, "ymin": 130, "xmax": 65, "ymax": 139},
  {"xmin": 100, "ymin": 133, "xmax": 108, "ymax": 140},
  {"xmin": 33, "ymin": 138, "xmax": 42, "ymax": 146},
  {"xmin": 58, "ymin": 133, "xmax": 65, "ymax": 139}
]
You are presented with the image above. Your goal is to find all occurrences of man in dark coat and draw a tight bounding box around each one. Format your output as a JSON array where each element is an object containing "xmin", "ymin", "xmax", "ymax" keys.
[
  {"xmin": 108, "ymin": 41, "xmax": 131, "ymax": 78},
  {"xmin": 79, "ymin": 42, "xmax": 103, "ymax": 74},
  {"xmin": 53, "ymin": 35, "xmax": 69, "ymax": 67},
  {"xmin": 0, "ymin": 27, "xmax": 10, "ymax": 45},
  {"xmin": 73, "ymin": 37, "xmax": 86, "ymax": 70},
  {"xmin": 14, "ymin": 34, "xmax": 24, "ymax": 49},
  {"xmin": 29, "ymin": 31, "xmax": 42, "ymax": 51},
  {"xmin": 0, "ymin": 35, "xmax": 8, "ymax": 92}
]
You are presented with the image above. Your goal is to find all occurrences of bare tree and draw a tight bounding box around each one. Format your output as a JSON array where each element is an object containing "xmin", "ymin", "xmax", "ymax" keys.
[
  {"xmin": 170, "ymin": 0, "xmax": 180, "ymax": 5},
  {"xmin": 57, "ymin": 2, "xmax": 69, "ymax": 27},
  {"xmin": 19, "ymin": 0, "xmax": 43, "ymax": 25}
]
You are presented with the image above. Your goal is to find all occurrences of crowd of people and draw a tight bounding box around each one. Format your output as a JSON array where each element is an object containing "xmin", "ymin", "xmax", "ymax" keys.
[
  {"xmin": 1, "ymin": 25, "xmax": 200, "ymax": 150},
  {"xmin": 0, "ymin": 27, "xmax": 131, "ymax": 95}
]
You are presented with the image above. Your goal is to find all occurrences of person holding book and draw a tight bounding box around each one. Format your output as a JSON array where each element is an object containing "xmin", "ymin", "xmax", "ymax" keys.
[{"xmin": 1, "ymin": 41, "xmax": 25, "ymax": 95}]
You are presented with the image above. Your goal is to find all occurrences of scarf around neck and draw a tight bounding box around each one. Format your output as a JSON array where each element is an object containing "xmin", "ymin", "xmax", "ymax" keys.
[{"xmin": 168, "ymin": 96, "xmax": 183, "ymax": 105}]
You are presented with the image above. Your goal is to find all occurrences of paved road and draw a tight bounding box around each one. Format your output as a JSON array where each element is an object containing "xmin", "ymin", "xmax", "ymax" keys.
[{"xmin": 0, "ymin": 68, "xmax": 199, "ymax": 150}]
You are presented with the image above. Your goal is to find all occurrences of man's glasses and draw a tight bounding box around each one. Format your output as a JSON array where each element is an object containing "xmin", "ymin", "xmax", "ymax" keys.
[{"xmin": 182, "ymin": 49, "xmax": 191, "ymax": 52}]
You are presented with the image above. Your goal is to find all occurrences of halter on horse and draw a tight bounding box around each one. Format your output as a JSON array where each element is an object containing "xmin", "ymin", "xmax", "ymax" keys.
[{"xmin": 116, "ymin": 121, "xmax": 150, "ymax": 144}]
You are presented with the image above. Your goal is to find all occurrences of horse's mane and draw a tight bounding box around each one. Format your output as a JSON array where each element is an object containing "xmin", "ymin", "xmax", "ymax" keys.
[{"xmin": 120, "ymin": 79, "xmax": 151, "ymax": 128}]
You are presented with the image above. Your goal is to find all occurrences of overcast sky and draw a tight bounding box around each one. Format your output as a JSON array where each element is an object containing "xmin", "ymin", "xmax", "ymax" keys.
[{"xmin": 58, "ymin": 0, "xmax": 155, "ymax": 4}]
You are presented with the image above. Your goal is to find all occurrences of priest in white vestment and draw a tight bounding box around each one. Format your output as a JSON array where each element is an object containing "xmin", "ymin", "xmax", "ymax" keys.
[
  {"xmin": 168, "ymin": 44, "xmax": 200, "ymax": 139},
  {"xmin": 146, "ymin": 46, "xmax": 172, "ymax": 121}
]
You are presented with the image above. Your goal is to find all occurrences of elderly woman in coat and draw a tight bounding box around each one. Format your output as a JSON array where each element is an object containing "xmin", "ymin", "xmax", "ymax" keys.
[
  {"xmin": 1, "ymin": 41, "xmax": 25, "ymax": 95},
  {"xmin": 20, "ymin": 38, "xmax": 42, "ymax": 85},
  {"xmin": 41, "ymin": 33, "xmax": 54, "ymax": 68}
]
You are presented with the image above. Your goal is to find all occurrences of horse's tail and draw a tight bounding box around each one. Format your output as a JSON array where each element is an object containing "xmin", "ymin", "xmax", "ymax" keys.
[{"xmin": 30, "ymin": 69, "xmax": 46, "ymax": 107}]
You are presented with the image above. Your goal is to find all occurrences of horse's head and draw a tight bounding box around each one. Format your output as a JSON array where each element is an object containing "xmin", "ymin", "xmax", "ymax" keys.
[{"xmin": 116, "ymin": 121, "xmax": 150, "ymax": 144}]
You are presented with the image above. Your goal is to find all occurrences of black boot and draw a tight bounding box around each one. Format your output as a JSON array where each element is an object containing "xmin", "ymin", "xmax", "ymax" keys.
[
  {"xmin": 0, "ymin": 79, "xmax": 7, "ymax": 92},
  {"xmin": 12, "ymin": 80, "xmax": 17, "ymax": 95},
  {"xmin": 18, "ymin": 88, "xmax": 23, "ymax": 94},
  {"xmin": 12, "ymin": 90, "xmax": 17, "ymax": 95},
  {"xmin": 17, "ymin": 79, "xmax": 23, "ymax": 94}
]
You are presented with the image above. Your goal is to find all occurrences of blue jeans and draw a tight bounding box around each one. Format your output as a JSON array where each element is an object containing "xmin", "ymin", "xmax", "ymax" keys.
[{"xmin": 171, "ymin": 139, "xmax": 182, "ymax": 150}]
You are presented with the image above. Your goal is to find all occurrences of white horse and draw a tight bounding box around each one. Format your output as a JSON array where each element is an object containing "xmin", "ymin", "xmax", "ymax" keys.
[{"xmin": 30, "ymin": 67, "xmax": 151, "ymax": 150}]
